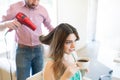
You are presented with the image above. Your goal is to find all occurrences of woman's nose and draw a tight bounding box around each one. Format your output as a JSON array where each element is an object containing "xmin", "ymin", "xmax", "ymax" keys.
[{"xmin": 71, "ymin": 42, "xmax": 75, "ymax": 48}]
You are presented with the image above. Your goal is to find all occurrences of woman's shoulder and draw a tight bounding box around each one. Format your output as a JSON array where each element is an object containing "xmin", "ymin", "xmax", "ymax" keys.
[
  {"xmin": 43, "ymin": 60, "xmax": 55, "ymax": 80},
  {"xmin": 44, "ymin": 59, "xmax": 54, "ymax": 69},
  {"xmin": 46, "ymin": 59, "xmax": 54, "ymax": 64}
]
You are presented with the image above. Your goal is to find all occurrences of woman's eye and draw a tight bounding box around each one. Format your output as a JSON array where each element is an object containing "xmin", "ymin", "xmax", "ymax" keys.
[{"xmin": 65, "ymin": 41, "xmax": 71, "ymax": 44}]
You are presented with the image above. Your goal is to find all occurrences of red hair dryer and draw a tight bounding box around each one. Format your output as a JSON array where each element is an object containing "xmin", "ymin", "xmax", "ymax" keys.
[{"xmin": 16, "ymin": 12, "xmax": 36, "ymax": 31}]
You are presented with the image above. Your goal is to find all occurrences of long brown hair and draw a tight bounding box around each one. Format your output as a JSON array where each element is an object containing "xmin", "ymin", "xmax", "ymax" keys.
[{"xmin": 39, "ymin": 23, "xmax": 80, "ymax": 79}]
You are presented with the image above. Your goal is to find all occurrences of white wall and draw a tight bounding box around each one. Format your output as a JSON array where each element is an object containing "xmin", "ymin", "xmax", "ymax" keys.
[
  {"xmin": 57, "ymin": 0, "xmax": 89, "ymax": 50},
  {"xmin": 96, "ymin": 0, "xmax": 120, "ymax": 50}
]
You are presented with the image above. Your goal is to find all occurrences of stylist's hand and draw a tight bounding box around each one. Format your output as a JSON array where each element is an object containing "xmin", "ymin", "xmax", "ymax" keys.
[
  {"xmin": 60, "ymin": 64, "xmax": 80, "ymax": 80},
  {"xmin": 5, "ymin": 19, "xmax": 21, "ymax": 30}
]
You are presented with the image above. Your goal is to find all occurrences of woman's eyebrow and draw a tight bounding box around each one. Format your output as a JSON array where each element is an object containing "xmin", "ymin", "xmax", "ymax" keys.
[{"xmin": 65, "ymin": 40, "xmax": 72, "ymax": 41}]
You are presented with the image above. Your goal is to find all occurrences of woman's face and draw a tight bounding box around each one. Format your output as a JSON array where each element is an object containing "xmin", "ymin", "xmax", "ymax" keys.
[
  {"xmin": 64, "ymin": 33, "xmax": 77, "ymax": 54},
  {"xmin": 25, "ymin": 0, "xmax": 40, "ymax": 9}
]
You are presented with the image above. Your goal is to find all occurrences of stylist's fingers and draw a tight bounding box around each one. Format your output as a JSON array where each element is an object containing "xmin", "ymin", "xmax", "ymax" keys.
[
  {"xmin": 5, "ymin": 19, "xmax": 21, "ymax": 30},
  {"xmin": 12, "ymin": 19, "xmax": 21, "ymax": 29},
  {"xmin": 7, "ymin": 22, "xmax": 16, "ymax": 30}
]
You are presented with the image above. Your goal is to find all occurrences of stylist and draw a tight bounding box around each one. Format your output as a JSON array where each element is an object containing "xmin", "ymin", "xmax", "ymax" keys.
[{"xmin": 0, "ymin": 0, "xmax": 53, "ymax": 80}]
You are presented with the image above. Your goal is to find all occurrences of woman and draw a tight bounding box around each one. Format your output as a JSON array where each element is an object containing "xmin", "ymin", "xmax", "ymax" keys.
[{"xmin": 39, "ymin": 23, "xmax": 82, "ymax": 80}]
